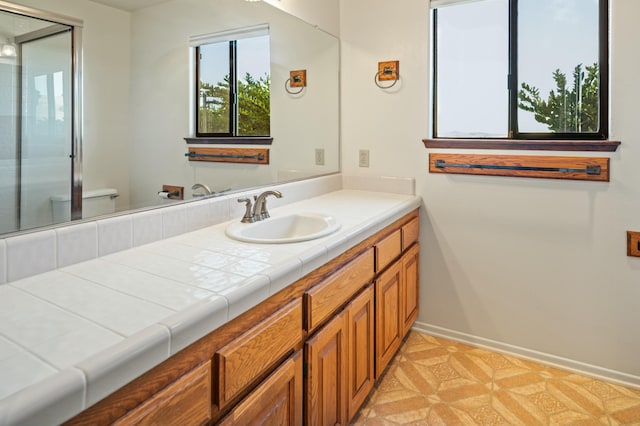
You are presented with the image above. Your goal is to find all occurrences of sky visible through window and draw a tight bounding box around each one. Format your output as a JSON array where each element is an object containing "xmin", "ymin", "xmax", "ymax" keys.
[
  {"xmin": 199, "ymin": 35, "xmax": 270, "ymax": 90},
  {"xmin": 436, "ymin": 0, "xmax": 599, "ymax": 137},
  {"xmin": 518, "ymin": 0, "xmax": 599, "ymax": 132}
]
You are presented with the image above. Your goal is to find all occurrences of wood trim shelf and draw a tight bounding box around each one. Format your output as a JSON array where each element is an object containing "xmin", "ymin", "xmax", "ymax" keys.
[
  {"xmin": 422, "ymin": 138, "xmax": 621, "ymax": 152},
  {"xmin": 429, "ymin": 153, "xmax": 610, "ymax": 182},
  {"xmin": 184, "ymin": 136, "xmax": 273, "ymax": 145},
  {"xmin": 185, "ymin": 147, "xmax": 269, "ymax": 164}
]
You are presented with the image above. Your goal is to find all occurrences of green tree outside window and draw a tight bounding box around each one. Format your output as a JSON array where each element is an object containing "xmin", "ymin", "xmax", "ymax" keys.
[{"xmin": 519, "ymin": 63, "xmax": 599, "ymax": 133}]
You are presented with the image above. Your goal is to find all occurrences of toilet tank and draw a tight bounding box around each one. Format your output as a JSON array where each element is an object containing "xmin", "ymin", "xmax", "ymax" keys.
[{"xmin": 51, "ymin": 188, "xmax": 119, "ymax": 223}]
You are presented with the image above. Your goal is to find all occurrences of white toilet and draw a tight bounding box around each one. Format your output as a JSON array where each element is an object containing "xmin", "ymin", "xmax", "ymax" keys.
[{"xmin": 51, "ymin": 188, "xmax": 119, "ymax": 222}]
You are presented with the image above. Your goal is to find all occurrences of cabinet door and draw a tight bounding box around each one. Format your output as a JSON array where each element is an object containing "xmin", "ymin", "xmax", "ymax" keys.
[
  {"xmin": 346, "ymin": 285, "xmax": 375, "ymax": 421},
  {"xmin": 218, "ymin": 351, "xmax": 303, "ymax": 426},
  {"xmin": 375, "ymin": 260, "xmax": 403, "ymax": 379},
  {"xmin": 305, "ymin": 310, "xmax": 348, "ymax": 426},
  {"xmin": 401, "ymin": 243, "xmax": 420, "ymax": 336}
]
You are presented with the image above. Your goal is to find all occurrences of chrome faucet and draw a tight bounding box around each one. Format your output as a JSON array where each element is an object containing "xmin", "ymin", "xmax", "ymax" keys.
[
  {"xmin": 191, "ymin": 183, "xmax": 212, "ymax": 197},
  {"xmin": 236, "ymin": 190, "xmax": 283, "ymax": 223},
  {"xmin": 253, "ymin": 190, "xmax": 283, "ymax": 221}
]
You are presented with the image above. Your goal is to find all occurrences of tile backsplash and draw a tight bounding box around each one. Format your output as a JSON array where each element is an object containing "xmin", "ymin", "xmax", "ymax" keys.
[
  {"xmin": 0, "ymin": 174, "xmax": 415, "ymax": 285},
  {"xmin": 0, "ymin": 174, "xmax": 343, "ymax": 285},
  {"xmin": 6, "ymin": 231, "xmax": 57, "ymax": 282},
  {"xmin": 55, "ymin": 222, "xmax": 99, "ymax": 268}
]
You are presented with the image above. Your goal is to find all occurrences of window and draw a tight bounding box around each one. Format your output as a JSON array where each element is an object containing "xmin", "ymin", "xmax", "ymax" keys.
[
  {"xmin": 432, "ymin": 0, "xmax": 608, "ymax": 142},
  {"xmin": 193, "ymin": 25, "xmax": 270, "ymax": 138}
]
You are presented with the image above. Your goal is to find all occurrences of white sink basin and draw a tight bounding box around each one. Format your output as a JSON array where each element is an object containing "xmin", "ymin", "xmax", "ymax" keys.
[{"xmin": 225, "ymin": 212, "xmax": 341, "ymax": 244}]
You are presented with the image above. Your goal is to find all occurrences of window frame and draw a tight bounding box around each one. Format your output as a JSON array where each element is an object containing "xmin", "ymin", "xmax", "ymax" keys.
[
  {"xmin": 426, "ymin": 0, "xmax": 619, "ymax": 152},
  {"xmin": 195, "ymin": 40, "xmax": 238, "ymax": 138},
  {"xmin": 189, "ymin": 29, "xmax": 272, "ymax": 145}
]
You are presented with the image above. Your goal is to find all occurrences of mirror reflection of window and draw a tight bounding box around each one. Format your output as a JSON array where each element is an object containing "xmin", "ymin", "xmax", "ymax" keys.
[
  {"xmin": 198, "ymin": 41, "xmax": 230, "ymax": 134},
  {"xmin": 195, "ymin": 26, "xmax": 270, "ymax": 137}
]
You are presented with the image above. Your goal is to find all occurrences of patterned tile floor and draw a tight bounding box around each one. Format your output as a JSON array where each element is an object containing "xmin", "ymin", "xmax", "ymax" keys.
[{"xmin": 352, "ymin": 332, "xmax": 640, "ymax": 425}]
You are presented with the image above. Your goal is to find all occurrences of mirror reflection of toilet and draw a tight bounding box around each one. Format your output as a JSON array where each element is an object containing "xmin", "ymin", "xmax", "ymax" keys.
[{"xmin": 50, "ymin": 188, "xmax": 119, "ymax": 223}]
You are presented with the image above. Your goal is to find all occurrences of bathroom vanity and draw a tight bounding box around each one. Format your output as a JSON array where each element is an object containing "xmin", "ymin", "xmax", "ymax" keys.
[
  {"xmin": 66, "ymin": 210, "xmax": 419, "ymax": 425},
  {"xmin": 0, "ymin": 176, "xmax": 420, "ymax": 425}
]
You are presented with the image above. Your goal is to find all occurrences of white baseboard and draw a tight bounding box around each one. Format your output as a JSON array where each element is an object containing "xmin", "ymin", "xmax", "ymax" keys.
[{"xmin": 412, "ymin": 321, "xmax": 640, "ymax": 390}]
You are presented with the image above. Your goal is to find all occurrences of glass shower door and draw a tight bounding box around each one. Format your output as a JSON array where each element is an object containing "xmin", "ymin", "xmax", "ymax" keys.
[
  {"xmin": 0, "ymin": 58, "xmax": 18, "ymax": 234},
  {"xmin": 19, "ymin": 29, "xmax": 72, "ymax": 229}
]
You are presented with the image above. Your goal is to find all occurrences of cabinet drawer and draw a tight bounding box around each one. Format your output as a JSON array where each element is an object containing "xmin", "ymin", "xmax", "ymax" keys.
[
  {"xmin": 375, "ymin": 229, "xmax": 401, "ymax": 272},
  {"xmin": 305, "ymin": 248, "xmax": 374, "ymax": 333},
  {"xmin": 219, "ymin": 351, "xmax": 303, "ymax": 426},
  {"xmin": 215, "ymin": 299, "xmax": 303, "ymax": 409},
  {"xmin": 114, "ymin": 361, "xmax": 211, "ymax": 426},
  {"xmin": 401, "ymin": 217, "xmax": 419, "ymax": 251}
]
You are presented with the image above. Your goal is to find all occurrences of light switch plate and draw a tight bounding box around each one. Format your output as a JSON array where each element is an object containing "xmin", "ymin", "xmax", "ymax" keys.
[
  {"xmin": 315, "ymin": 148, "xmax": 325, "ymax": 166},
  {"xmin": 359, "ymin": 149, "xmax": 370, "ymax": 168}
]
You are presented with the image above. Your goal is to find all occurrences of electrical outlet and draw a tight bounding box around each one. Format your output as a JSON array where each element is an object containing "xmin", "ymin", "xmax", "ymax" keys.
[
  {"xmin": 627, "ymin": 231, "xmax": 640, "ymax": 257},
  {"xmin": 315, "ymin": 148, "xmax": 325, "ymax": 166},
  {"xmin": 359, "ymin": 149, "xmax": 370, "ymax": 168}
]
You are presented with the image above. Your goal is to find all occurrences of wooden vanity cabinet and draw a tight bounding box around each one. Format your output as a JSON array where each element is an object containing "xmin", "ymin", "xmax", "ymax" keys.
[
  {"xmin": 64, "ymin": 209, "xmax": 419, "ymax": 426},
  {"xmin": 375, "ymin": 242, "xmax": 420, "ymax": 379},
  {"xmin": 372, "ymin": 214, "xmax": 420, "ymax": 378},
  {"xmin": 305, "ymin": 284, "xmax": 375, "ymax": 425},
  {"xmin": 303, "ymin": 248, "xmax": 374, "ymax": 425}
]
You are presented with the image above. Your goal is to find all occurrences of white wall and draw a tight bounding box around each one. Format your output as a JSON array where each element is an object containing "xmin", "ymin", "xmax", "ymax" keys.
[
  {"xmin": 340, "ymin": 0, "xmax": 640, "ymax": 385},
  {"xmin": 264, "ymin": 0, "xmax": 340, "ymax": 37}
]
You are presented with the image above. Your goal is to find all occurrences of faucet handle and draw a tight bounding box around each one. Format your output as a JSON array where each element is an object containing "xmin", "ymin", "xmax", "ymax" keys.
[{"xmin": 237, "ymin": 198, "xmax": 256, "ymax": 223}]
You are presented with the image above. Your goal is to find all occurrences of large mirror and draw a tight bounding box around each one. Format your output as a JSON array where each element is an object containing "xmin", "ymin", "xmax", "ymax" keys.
[{"xmin": 0, "ymin": 0, "xmax": 340, "ymax": 236}]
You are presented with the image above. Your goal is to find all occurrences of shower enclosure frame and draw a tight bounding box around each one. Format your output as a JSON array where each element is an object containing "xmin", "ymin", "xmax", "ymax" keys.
[{"xmin": 0, "ymin": 0, "xmax": 83, "ymax": 224}]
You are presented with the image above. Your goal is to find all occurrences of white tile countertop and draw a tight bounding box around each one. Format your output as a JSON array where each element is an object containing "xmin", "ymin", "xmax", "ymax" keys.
[{"xmin": 0, "ymin": 187, "xmax": 421, "ymax": 425}]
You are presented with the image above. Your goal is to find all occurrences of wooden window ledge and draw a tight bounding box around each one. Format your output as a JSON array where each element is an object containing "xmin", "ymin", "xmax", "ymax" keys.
[
  {"xmin": 185, "ymin": 137, "xmax": 273, "ymax": 145},
  {"xmin": 422, "ymin": 139, "xmax": 620, "ymax": 152}
]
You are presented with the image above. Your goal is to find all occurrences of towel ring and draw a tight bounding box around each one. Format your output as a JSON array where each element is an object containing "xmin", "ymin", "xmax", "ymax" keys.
[
  {"xmin": 285, "ymin": 78, "xmax": 305, "ymax": 95},
  {"xmin": 374, "ymin": 70, "xmax": 399, "ymax": 89}
]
